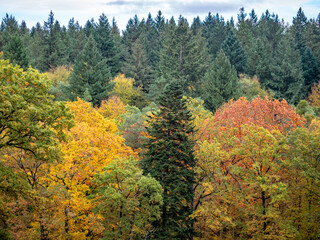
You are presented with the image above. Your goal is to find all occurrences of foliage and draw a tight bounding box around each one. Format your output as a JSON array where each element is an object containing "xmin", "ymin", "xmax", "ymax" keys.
[
  {"xmin": 142, "ymin": 80, "xmax": 196, "ymax": 239},
  {"xmin": 201, "ymin": 49, "xmax": 240, "ymax": 112},
  {"xmin": 0, "ymin": 59, "xmax": 73, "ymax": 160},
  {"xmin": 94, "ymin": 157, "xmax": 163, "ymax": 239}
]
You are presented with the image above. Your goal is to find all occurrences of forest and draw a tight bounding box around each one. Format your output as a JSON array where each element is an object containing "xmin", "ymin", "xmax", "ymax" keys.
[{"xmin": 0, "ymin": 6, "xmax": 320, "ymax": 239}]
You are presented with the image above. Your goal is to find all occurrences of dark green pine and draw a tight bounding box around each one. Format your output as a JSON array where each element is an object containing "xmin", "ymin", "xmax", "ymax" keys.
[
  {"xmin": 201, "ymin": 49, "xmax": 240, "ymax": 112},
  {"xmin": 69, "ymin": 35, "xmax": 112, "ymax": 106},
  {"xmin": 142, "ymin": 80, "xmax": 196, "ymax": 240},
  {"xmin": 222, "ymin": 30, "xmax": 247, "ymax": 73}
]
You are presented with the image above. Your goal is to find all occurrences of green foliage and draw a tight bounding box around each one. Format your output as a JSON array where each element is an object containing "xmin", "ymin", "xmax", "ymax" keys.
[
  {"xmin": 94, "ymin": 157, "xmax": 163, "ymax": 240},
  {"xmin": 69, "ymin": 35, "xmax": 112, "ymax": 106},
  {"xmin": 142, "ymin": 80, "xmax": 196, "ymax": 239},
  {"xmin": 201, "ymin": 49, "xmax": 240, "ymax": 112},
  {"xmin": 296, "ymin": 100, "xmax": 316, "ymax": 123},
  {"xmin": 3, "ymin": 34, "xmax": 29, "ymax": 69},
  {"xmin": 222, "ymin": 30, "xmax": 247, "ymax": 73},
  {"xmin": 0, "ymin": 59, "xmax": 73, "ymax": 160},
  {"xmin": 123, "ymin": 39, "xmax": 153, "ymax": 92},
  {"xmin": 239, "ymin": 75, "xmax": 273, "ymax": 100}
]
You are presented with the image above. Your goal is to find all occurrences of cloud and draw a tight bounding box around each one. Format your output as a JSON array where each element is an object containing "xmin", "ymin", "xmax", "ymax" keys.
[{"xmin": 172, "ymin": 1, "xmax": 240, "ymax": 14}]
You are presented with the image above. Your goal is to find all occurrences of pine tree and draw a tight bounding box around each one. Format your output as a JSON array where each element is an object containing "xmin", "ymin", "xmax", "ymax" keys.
[
  {"xmin": 222, "ymin": 30, "xmax": 247, "ymax": 73},
  {"xmin": 201, "ymin": 49, "xmax": 240, "ymax": 112},
  {"xmin": 142, "ymin": 80, "xmax": 196, "ymax": 239},
  {"xmin": 69, "ymin": 35, "xmax": 112, "ymax": 106}
]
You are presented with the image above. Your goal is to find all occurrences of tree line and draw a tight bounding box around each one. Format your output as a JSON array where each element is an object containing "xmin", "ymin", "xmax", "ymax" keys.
[{"xmin": 0, "ymin": 6, "xmax": 320, "ymax": 240}]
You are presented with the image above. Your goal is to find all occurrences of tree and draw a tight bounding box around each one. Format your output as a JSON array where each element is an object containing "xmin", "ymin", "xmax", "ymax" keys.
[
  {"xmin": 3, "ymin": 34, "xmax": 29, "ymax": 69},
  {"xmin": 222, "ymin": 30, "xmax": 247, "ymax": 73},
  {"xmin": 95, "ymin": 157, "xmax": 163, "ymax": 240},
  {"xmin": 94, "ymin": 14, "xmax": 120, "ymax": 76},
  {"xmin": 142, "ymin": 80, "xmax": 196, "ymax": 239},
  {"xmin": 201, "ymin": 49, "xmax": 240, "ymax": 112},
  {"xmin": 122, "ymin": 39, "xmax": 153, "ymax": 92},
  {"xmin": 69, "ymin": 35, "xmax": 112, "ymax": 106},
  {"xmin": 301, "ymin": 47, "xmax": 320, "ymax": 97},
  {"xmin": 0, "ymin": 59, "xmax": 73, "ymax": 160}
]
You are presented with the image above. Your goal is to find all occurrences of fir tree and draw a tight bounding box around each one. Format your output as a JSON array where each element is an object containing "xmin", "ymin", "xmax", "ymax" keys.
[
  {"xmin": 222, "ymin": 30, "xmax": 247, "ymax": 73},
  {"xmin": 69, "ymin": 35, "xmax": 112, "ymax": 106},
  {"xmin": 201, "ymin": 49, "xmax": 240, "ymax": 112},
  {"xmin": 3, "ymin": 34, "xmax": 29, "ymax": 69},
  {"xmin": 94, "ymin": 14, "xmax": 120, "ymax": 76},
  {"xmin": 142, "ymin": 80, "xmax": 196, "ymax": 239},
  {"xmin": 272, "ymin": 33, "xmax": 304, "ymax": 104},
  {"xmin": 123, "ymin": 39, "xmax": 153, "ymax": 92},
  {"xmin": 301, "ymin": 47, "xmax": 320, "ymax": 96}
]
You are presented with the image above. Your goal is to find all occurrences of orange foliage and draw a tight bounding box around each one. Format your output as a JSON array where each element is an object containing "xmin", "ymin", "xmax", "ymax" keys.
[{"xmin": 199, "ymin": 97, "xmax": 306, "ymax": 141}]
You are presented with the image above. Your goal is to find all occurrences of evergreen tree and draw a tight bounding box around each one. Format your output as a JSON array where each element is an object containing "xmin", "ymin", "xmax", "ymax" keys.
[
  {"xmin": 159, "ymin": 16, "xmax": 209, "ymax": 96},
  {"xmin": 202, "ymin": 12, "xmax": 229, "ymax": 59},
  {"xmin": 142, "ymin": 80, "xmax": 196, "ymax": 239},
  {"xmin": 140, "ymin": 13, "xmax": 161, "ymax": 72},
  {"xmin": 69, "ymin": 35, "xmax": 112, "ymax": 106},
  {"xmin": 201, "ymin": 49, "xmax": 240, "ymax": 112},
  {"xmin": 292, "ymin": 7, "xmax": 307, "ymax": 53},
  {"xmin": 301, "ymin": 47, "xmax": 320, "ymax": 96},
  {"xmin": 3, "ymin": 34, "xmax": 29, "ymax": 69},
  {"xmin": 272, "ymin": 33, "xmax": 305, "ymax": 104},
  {"xmin": 66, "ymin": 18, "xmax": 87, "ymax": 64},
  {"xmin": 94, "ymin": 14, "xmax": 120, "ymax": 76},
  {"xmin": 123, "ymin": 39, "xmax": 153, "ymax": 92},
  {"xmin": 222, "ymin": 30, "xmax": 247, "ymax": 73}
]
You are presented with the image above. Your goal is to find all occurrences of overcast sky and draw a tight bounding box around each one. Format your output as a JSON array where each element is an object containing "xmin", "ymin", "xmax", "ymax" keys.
[{"xmin": 0, "ymin": 0, "xmax": 319, "ymax": 31}]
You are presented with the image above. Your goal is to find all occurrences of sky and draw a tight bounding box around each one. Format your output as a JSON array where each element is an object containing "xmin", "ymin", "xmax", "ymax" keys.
[{"xmin": 0, "ymin": 0, "xmax": 319, "ymax": 31}]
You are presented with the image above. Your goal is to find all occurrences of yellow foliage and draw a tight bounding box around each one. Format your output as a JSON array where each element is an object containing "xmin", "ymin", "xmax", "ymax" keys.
[
  {"xmin": 45, "ymin": 65, "xmax": 71, "ymax": 86},
  {"xmin": 44, "ymin": 98, "xmax": 136, "ymax": 237},
  {"xmin": 98, "ymin": 95, "xmax": 125, "ymax": 120},
  {"xmin": 110, "ymin": 73, "xmax": 136, "ymax": 104}
]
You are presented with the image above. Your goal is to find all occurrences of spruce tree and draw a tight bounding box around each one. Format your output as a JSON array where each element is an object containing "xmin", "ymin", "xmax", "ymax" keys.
[
  {"xmin": 142, "ymin": 80, "xmax": 196, "ymax": 239},
  {"xmin": 201, "ymin": 49, "xmax": 240, "ymax": 112},
  {"xmin": 69, "ymin": 35, "xmax": 112, "ymax": 106}
]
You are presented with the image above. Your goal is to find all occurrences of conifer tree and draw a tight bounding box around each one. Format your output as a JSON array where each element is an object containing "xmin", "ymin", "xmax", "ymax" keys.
[
  {"xmin": 142, "ymin": 80, "xmax": 196, "ymax": 239},
  {"xmin": 3, "ymin": 34, "xmax": 29, "ymax": 69},
  {"xmin": 123, "ymin": 39, "xmax": 153, "ymax": 92},
  {"xmin": 201, "ymin": 49, "xmax": 240, "ymax": 112},
  {"xmin": 272, "ymin": 33, "xmax": 304, "ymax": 104},
  {"xmin": 69, "ymin": 35, "xmax": 112, "ymax": 106},
  {"xmin": 301, "ymin": 47, "xmax": 320, "ymax": 97},
  {"xmin": 94, "ymin": 14, "xmax": 120, "ymax": 76},
  {"xmin": 222, "ymin": 30, "xmax": 247, "ymax": 73}
]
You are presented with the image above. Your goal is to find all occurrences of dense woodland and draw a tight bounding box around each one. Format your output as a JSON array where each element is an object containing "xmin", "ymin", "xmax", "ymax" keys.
[{"xmin": 0, "ymin": 6, "xmax": 320, "ymax": 239}]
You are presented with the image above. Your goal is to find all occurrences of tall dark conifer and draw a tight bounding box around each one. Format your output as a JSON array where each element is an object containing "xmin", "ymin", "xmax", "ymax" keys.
[
  {"xmin": 201, "ymin": 49, "xmax": 240, "ymax": 112},
  {"xmin": 142, "ymin": 80, "xmax": 196, "ymax": 239},
  {"xmin": 222, "ymin": 30, "xmax": 247, "ymax": 73},
  {"xmin": 69, "ymin": 35, "xmax": 112, "ymax": 106}
]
